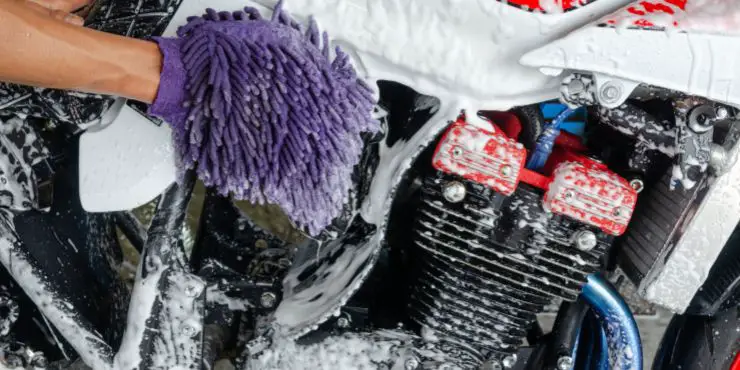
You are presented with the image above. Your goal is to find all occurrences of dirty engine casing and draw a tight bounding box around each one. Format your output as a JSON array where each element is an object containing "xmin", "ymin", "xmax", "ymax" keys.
[{"xmin": 407, "ymin": 114, "xmax": 638, "ymax": 366}]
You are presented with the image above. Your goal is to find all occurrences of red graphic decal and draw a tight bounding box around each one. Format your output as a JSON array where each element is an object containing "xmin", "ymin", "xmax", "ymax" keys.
[
  {"xmin": 603, "ymin": 0, "xmax": 686, "ymax": 29},
  {"xmin": 502, "ymin": 0, "xmax": 596, "ymax": 12}
]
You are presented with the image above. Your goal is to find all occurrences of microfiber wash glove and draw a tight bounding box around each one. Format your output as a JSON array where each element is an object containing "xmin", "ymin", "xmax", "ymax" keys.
[{"xmin": 148, "ymin": 2, "xmax": 379, "ymax": 236}]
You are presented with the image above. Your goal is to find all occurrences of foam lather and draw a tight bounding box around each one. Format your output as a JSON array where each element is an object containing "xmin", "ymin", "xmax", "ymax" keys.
[{"xmin": 148, "ymin": 1, "xmax": 378, "ymax": 235}]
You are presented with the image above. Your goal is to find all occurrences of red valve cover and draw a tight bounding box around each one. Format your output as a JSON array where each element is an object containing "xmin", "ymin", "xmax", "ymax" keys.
[
  {"xmin": 432, "ymin": 118, "xmax": 527, "ymax": 196},
  {"xmin": 543, "ymin": 157, "xmax": 638, "ymax": 236}
]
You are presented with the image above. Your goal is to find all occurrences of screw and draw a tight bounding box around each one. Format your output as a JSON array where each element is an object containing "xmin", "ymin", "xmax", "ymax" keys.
[
  {"xmin": 336, "ymin": 317, "xmax": 350, "ymax": 329},
  {"xmin": 557, "ymin": 356, "xmax": 574, "ymax": 370},
  {"xmin": 613, "ymin": 207, "xmax": 623, "ymax": 217},
  {"xmin": 502, "ymin": 354, "xmax": 518, "ymax": 368},
  {"xmin": 629, "ymin": 178, "xmax": 645, "ymax": 193},
  {"xmin": 442, "ymin": 181, "xmax": 467, "ymax": 203},
  {"xmin": 501, "ymin": 165, "xmax": 512, "ymax": 177},
  {"xmin": 563, "ymin": 190, "xmax": 575, "ymax": 201},
  {"xmin": 404, "ymin": 357, "xmax": 419, "ymax": 370},
  {"xmin": 573, "ymin": 230, "xmax": 598, "ymax": 251},
  {"xmin": 181, "ymin": 324, "xmax": 199, "ymax": 337},
  {"xmin": 452, "ymin": 147, "xmax": 464, "ymax": 158},
  {"xmin": 260, "ymin": 292, "xmax": 277, "ymax": 308}
]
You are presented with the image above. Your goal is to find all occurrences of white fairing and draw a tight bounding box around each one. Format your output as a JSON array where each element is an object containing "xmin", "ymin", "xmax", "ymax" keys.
[
  {"xmin": 521, "ymin": 0, "xmax": 740, "ymax": 108},
  {"xmin": 79, "ymin": 102, "xmax": 177, "ymax": 212}
]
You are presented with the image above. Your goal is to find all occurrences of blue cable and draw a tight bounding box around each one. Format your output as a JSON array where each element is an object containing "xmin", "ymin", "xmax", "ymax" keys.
[{"xmin": 526, "ymin": 108, "xmax": 576, "ymax": 171}]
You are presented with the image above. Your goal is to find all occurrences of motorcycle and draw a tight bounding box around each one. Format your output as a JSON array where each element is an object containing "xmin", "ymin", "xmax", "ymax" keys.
[{"xmin": 1, "ymin": 0, "xmax": 740, "ymax": 369}]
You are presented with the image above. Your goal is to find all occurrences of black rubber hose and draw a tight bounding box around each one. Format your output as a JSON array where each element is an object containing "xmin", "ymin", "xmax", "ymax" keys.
[{"xmin": 544, "ymin": 299, "xmax": 590, "ymax": 368}]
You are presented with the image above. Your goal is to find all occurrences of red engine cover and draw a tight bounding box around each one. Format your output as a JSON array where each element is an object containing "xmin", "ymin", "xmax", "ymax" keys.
[
  {"xmin": 432, "ymin": 117, "xmax": 527, "ymax": 196},
  {"xmin": 543, "ymin": 158, "xmax": 638, "ymax": 236}
]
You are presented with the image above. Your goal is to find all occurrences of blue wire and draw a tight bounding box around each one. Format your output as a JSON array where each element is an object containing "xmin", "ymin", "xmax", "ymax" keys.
[{"xmin": 526, "ymin": 108, "xmax": 576, "ymax": 171}]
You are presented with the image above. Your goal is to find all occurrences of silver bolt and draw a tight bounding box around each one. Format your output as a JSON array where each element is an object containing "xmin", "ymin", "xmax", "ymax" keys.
[
  {"xmin": 502, "ymin": 354, "xmax": 518, "ymax": 368},
  {"xmin": 452, "ymin": 147, "xmax": 464, "ymax": 158},
  {"xmin": 629, "ymin": 178, "xmax": 644, "ymax": 193},
  {"xmin": 260, "ymin": 292, "xmax": 277, "ymax": 308},
  {"xmin": 404, "ymin": 357, "xmax": 419, "ymax": 370},
  {"xmin": 716, "ymin": 106, "xmax": 730, "ymax": 120},
  {"xmin": 573, "ymin": 230, "xmax": 598, "ymax": 251},
  {"xmin": 501, "ymin": 165, "xmax": 513, "ymax": 177},
  {"xmin": 600, "ymin": 82, "xmax": 622, "ymax": 104},
  {"xmin": 336, "ymin": 317, "xmax": 350, "ymax": 328},
  {"xmin": 181, "ymin": 324, "xmax": 199, "ymax": 337},
  {"xmin": 613, "ymin": 207, "xmax": 623, "ymax": 217},
  {"xmin": 184, "ymin": 284, "xmax": 202, "ymax": 297},
  {"xmin": 557, "ymin": 356, "xmax": 574, "ymax": 370},
  {"xmin": 566, "ymin": 79, "xmax": 586, "ymax": 95},
  {"xmin": 563, "ymin": 190, "xmax": 575, "ymax": 201},
  {"xmin": 442, "ymin": 181, "xmax": 467, "ymax": 203}
]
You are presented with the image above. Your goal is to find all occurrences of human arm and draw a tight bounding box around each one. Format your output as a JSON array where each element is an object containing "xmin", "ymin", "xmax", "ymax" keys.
[{"xmin": 0, "ymin": 0, "xmax": 162, "ymax": 103}]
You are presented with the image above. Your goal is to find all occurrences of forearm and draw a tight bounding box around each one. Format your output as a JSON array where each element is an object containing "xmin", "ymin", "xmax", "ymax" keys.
[{"xmin": 0, "ymin": 0, "xmax": 162, "ymax": 103}]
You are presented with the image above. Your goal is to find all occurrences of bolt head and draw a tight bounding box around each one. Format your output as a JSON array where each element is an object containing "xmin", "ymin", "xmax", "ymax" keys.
[
  {"xmin": 600, "ymin": 82, "xmax": 622, "ymax": 104},
  {"xmin": 30, "ymin": 355, "xmax": 48, "ymax": 369},
  {"xmin": 563, "ymin": 190, "xmax": 575, "ymax": 201},
  {"xmin": 442, "ymin": 181, "xmax": 466, "ymax": 203},
  {"xmin": 260, "ymin": 292, "xmax": 277, "ymax": 308},
  {"xmin": 501, "ymin": 165, "xmax": 512, "ymax": 177},
  {"xmin": 716, "ymin": 106, "xmax": 730, "ymax": 119},
  {"xmin": 184, "ymin": 284, "xmax": 202, "ymax": 297},
  {"xmin": 452, "ymin": 147, "xmax": 464, "ymax": 158},
  {"xmin": 336, "ymin": 317, "xmax": 350, "ymax": 329},
  {"xmin": 566, "ymin": 79, "xmax": 586, "ymax": 95},
  {"xmin": 181, "ymin": 324, "xmax": 199, "ymax": 338},
  {"xmin": 629, "ymin": 179, "xmax": 644, "ymax": 193},
  {"xmin": 574, "ymin": 230, "xmax": 598, "ymax": 251},
  {"xmin": 404, "ymin": 357, "xmax": 419, "ymax": 370},
  {"xmin": 557, "ymin": 356, "xmax": 574, "ymax": 370},
  {"xmin": 502, "ymin": 354, "xmax": 518, "ymax": 368}
]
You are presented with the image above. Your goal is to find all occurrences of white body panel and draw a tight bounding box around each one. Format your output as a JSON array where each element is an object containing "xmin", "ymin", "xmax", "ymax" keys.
[{"xmin": 79, "ymin": 102, "xmax": 176, "ymax": 212}]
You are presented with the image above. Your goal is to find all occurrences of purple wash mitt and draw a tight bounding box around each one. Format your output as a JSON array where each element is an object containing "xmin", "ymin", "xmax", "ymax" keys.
[{"xmin": 148, "ymin": 2, "xmax": 379, "ymax": 236}]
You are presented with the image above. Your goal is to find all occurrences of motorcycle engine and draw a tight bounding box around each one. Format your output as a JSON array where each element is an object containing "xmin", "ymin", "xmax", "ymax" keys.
[{"xmin": 406, "ymin": 113, "xmax": 638, "ymax": 365}]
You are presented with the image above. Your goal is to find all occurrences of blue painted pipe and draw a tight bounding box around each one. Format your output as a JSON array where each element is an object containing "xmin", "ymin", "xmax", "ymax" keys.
[{"xmin": 581, "ymin": 274, "xmax": 643, "ymax": 370}]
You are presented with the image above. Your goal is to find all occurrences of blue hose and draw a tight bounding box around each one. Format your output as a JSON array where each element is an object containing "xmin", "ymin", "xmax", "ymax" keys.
[
  {"xmin": 581, "ymin": 274, "xmax": 643, "ymax": 370},
  {"xmin": 526, "ymin": 108, "xmax": 576, "ymax": 171}
]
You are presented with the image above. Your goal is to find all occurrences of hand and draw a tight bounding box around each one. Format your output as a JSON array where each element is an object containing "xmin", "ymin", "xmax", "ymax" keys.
[{"xmin": 21, "ymin": 0, "xmax": 92, "ymax": 25}]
